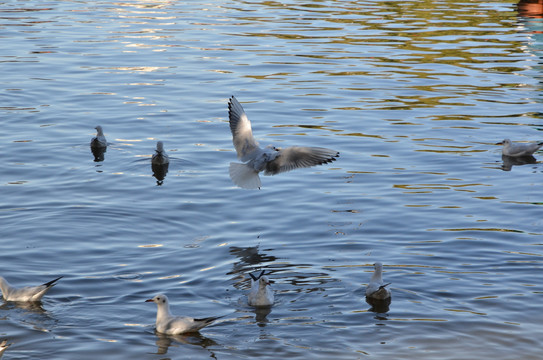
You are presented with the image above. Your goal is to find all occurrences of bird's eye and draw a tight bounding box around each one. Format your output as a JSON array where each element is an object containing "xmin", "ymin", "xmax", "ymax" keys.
[{"xmin": 157, "ymin": 297, "xmax": 161, "ymax": 301}]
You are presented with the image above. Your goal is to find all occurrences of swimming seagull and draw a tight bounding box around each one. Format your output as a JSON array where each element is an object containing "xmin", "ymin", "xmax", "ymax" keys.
[
  {"xmin": 247, "ymin": 271, "xmax": 274, "ymax": 307},
  {"xmin": 152, "ymin": 141, "xmax": 169, "ymax": 165},
  {"xmin": 0, "ymin": 339, "xmax": 11, "ymax": 358},
  {"xmin": 496, "ymin": 139, "xmax": 543, "ymax": 157},
  {"xmin": 228, "ymin": 96, "xmax": 339, "ymax": 189},
  {"xmin": 145, "ymin": 294, "xmax": 221, "ymax": 335},
  {"xmin": 365, "ymin": 262, "xmax": 391, "ymax": 301},
  {"xmin": 90, "ymin": 125, "xmax": 107, "ymax": 148},
  {"xmin": 0, "ymin": 276, "xmax": 62, "ymax": 302}
]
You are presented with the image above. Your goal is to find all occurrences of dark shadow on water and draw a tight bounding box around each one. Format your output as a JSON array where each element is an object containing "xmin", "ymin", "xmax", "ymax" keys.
[
  {"xmin": 91, "ymin": 145, "xmax": 107, "ymax": 162},
  {"xmin": 152, "ymin": 163, "xmax": 169, "ymax": 186},
  {"xmin": 153, "ymin": 331, "xmax": 218, "ymax": 357},
  {"xmin": 500, "ymin": 154, "xmax": 538, "ymax": 171}
]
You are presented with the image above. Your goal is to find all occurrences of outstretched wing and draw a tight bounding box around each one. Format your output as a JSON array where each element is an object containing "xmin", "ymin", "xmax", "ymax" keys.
[
  {"xmin": 229, "ymin": 96, "xmax": 260, "ymax": 161},
  {"xmin": 264, "ymin": 146, "xmax": 339, "ymax": 175}
]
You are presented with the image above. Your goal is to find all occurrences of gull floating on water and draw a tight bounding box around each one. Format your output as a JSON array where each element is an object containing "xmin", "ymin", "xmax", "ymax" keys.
[
  {"xmin": 152, "ymin": 141, "xmax": 169, "ymax": 165},
  {"xmin": 247, "ymin": 271, "xmax": 274, "ymax": 307},
  {"xmin": 0, "ymin": 339, "xmax": 11, "ymax": 358},
  {"xmin": 228, "ymin": 96, "xmax": 339, "ymax": 189},
  {"xmin": 0, "ymin": 276, "xmax": 62, "ymax": 302},
  {"xmin": 90, "ymin": 125, "xmax": 107, "ymax": 148},
  {"xmin": 146, "ymin": 294, "xmax": 221, "ymax": 335},
  {"xmin": 496, "ymin": 139, "xmax": 543, "ymax": 157},
  {"xmin": 365, "ymin": 262, "xmax": 391, "ymax": 301}
]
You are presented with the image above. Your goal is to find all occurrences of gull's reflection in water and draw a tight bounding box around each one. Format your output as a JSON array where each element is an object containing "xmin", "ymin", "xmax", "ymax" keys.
[
  {"xmin": 152, "ymin": 163, "xmax": 169, "ymax": 186},
  {"xmin": 153, "ymin": 331, "xmax": 218, "ymax": 356},
  {"xmin": 0, "ymin": 300, "xmax": 47, "ymax": 313},
  {"xmin": 366, "ymin": 296, "xmax": 391, "ymax": 316},
  {"xmin": 253, "ymin": 306, "xmax": 272, "ymax": 325},
  {"xmin": 91, "ymin": 145, "xmax": 106, "ymax": 162},
  {"xmin": 0, "ymin": 300, "xmax": 58, "ymax": 333},
  {"xmin": 501, "ymin": 154, "xmax": 538, "ymax": 171}
]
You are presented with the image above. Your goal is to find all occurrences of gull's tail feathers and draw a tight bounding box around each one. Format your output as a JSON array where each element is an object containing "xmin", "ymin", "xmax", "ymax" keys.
[{"xmin": 229, "ymin": 162, "xmax": 261, "ymax": 189}]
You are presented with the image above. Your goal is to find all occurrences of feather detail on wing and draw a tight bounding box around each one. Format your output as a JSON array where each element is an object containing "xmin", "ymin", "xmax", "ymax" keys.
[
  {"xmin": 264, "ymin": 146, "xmax": 339, "ymax": 175},
  {"xmin": 192, "ymin": 316, "xmax": 221, "ymax": 330},
  {"xmin": 229, "ymin": 162, "xmax": 261, "ymax": 189},
  {"xmin": 228, "ymin": 96, "xmax": 260, "ymax": 161}
]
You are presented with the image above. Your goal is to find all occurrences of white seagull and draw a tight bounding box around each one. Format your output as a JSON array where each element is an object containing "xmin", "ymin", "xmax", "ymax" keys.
[
  {"xmin": 146, "ymin": 294, "xmax": 221, "ymax": 335},
  {"xmin": 0, "ymin": 276, "xmax": 62, "ymax": 302},
  {"xmin": 0, "ymin": 339, "xmax": 11, "ymax": 358},
  {"xmin": 228, "ymin": 96, "xmax": 339, "ymax": 189},
  {"xmin": 90, "ymin": 125, "xmax": 107, "ymax": 148},
  {"xmin": 496, "ymin": 139, "xmax": 543, "ymax": 157},
  {"xmin": 152, "ymin": 141, "xmax": 169, "ymax": 165},
  {"xmin": 247, "ymin": 271, "xmax": 274, "ymax": 307},
  {"xmin": 365, "ymin": 262, "xmax": 391, "ymax": 301}
]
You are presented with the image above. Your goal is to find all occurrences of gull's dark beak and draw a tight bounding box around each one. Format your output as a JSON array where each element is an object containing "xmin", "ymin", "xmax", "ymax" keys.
[
  {"xmin": 145, "ymin": 299, "xmax": 154, "ymax": 302},
  {"xmin": 495, "ymin": 141, "xmax": 504, "ymax": 145}
]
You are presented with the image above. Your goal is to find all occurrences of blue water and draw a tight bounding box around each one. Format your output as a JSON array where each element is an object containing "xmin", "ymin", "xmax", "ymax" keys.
[{"xmin": 1, "ymin": 1, "xmax": 542, "ymax": 359}]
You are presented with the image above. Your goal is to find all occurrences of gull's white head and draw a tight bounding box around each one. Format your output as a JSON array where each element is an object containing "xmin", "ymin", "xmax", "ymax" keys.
[
  {"xmin": 496, "ymin": 139, "xmax": 511, "ymax": 146},
  {"xmin": 145, "ymin": 294, "xmax": 169, "ymax": 305},
  {"xmin": 259, "ymin": 276, "xmax": 271, "ymax": 288},
  {"xmin": 95, "ymin": 125, "xmax": 104, "ymax": 135}
]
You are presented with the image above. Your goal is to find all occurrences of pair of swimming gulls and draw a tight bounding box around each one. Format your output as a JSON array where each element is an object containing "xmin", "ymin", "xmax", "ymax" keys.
[
  {"xmin": 144, "ymin": 270, "xmax": 273, "ymax": 335},
  {"xmin": 0, "ymin": 264, "xmax": 388, "ymax": 335},
  {"xmin": 90, "ymin": 126, "xmax": 169, "ymax": 166}
]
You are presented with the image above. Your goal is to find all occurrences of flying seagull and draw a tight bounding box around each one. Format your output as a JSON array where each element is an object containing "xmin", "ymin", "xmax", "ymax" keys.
[
  {"xmin": 145, "ymin": 294, "xmax": 221, "ymax": 335},
  {"xmin": 228, "ymin": 96, "xmax": 339, "ymax": 189}
]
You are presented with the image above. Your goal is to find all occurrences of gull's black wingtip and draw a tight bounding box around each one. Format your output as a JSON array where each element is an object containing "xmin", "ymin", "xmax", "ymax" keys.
[{"xmin": 43, "ymin": 276, "xmax": 63, "ymax": 287}]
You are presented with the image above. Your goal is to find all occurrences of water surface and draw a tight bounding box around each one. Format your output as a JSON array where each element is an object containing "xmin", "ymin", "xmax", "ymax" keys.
[{"xmin": 1, "ymin": 1, "xmax": 542, "ymax": 359}]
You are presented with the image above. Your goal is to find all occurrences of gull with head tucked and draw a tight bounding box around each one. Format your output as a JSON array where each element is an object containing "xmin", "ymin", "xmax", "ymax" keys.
[
  {"xmin": 228, "ymin": 96, "xmax": 339, "ymax": 189},
  {"xmin": 247, "ymin": 271, "xmax": 274, "ymax": 307},
  {"xmin": 365, "ymin": 262, "xmax": 391, "ymax": 301},
  {"xmin": 146, "ymin": 294, "xmax": 221, "ymax": 335},
  {"xmin": 0, "ymin": 276, "xmax": 62, "ymax": 302},
  {"xmin": 496, "ymin": 139, "xmax": 543, "ymax": 157}
]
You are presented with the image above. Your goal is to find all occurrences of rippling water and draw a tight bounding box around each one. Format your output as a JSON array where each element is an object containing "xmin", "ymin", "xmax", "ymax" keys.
[{"xmin": 1, "ymin": 1, "xmax": 542, "ymax": 359}]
